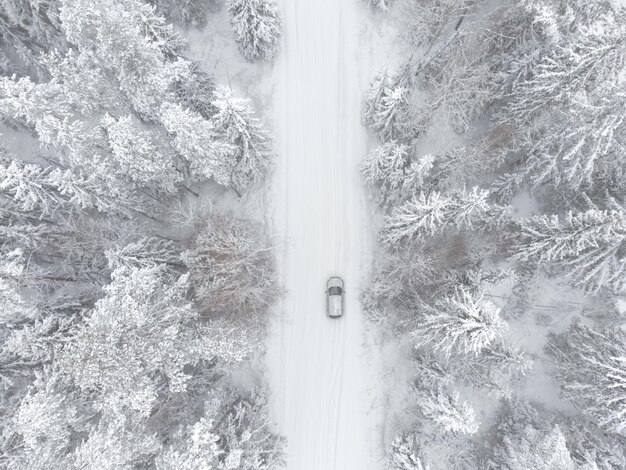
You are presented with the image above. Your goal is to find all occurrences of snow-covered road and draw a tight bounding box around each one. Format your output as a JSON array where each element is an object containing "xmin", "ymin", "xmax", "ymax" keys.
[{"xmin": 267, "ymin": 1, "xmax": 383, "ymax": 469}]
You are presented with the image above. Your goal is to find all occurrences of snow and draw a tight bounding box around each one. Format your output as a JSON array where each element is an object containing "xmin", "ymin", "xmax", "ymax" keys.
[{"xmin": 265, "ymin": 0, "xmax": 386, "ymax": 468}]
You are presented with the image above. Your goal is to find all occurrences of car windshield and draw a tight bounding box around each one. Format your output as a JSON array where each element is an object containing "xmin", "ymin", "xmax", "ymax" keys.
[{"xmin": 328, "ymin": 286, "xmax": 342, "ymax": 296}]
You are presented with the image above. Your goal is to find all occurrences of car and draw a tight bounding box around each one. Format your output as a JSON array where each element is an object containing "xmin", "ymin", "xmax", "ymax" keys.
[{"xmin": 326, "ymin": 276, "xmax": 344, "ymax": 318}]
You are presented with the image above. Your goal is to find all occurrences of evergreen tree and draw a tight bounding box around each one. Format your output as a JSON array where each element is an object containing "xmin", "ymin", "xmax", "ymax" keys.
[
  {"xmin": 413, "ymin": 287, "xmax": 507, "ymax": 357},
  {"xmin": 494, "ymin": 424, "xmax": 576, "ymax": 470},
  {"xmin": 101, "ymin": 114, "xmax": 181, "ymax": 194},
  {"xmin": 511, "ymin": 209, "xmax": 626, "ymax": 293},
  {"xmin": 363, "ymin": 68, "xmax": 412, "ymax": 142},
  {"xmin": 361, "ymin": 142, "xmax": 433, "ymax": 207},
  {"xmin": 228, "ymin": 0, "xmax": 282, "ymax": 62},
  {"xmin": 160, "ymin": 102, "xmax": 236, "ymax": 187},
  {"xmin": 210, "ymin": 86, "xmax": 274, "ymax": 194},
  {"xmin": 381, "ymin": 188, "xmax": 509, "ymax": 248},
  {"xmin": 59, "ymin": 266, "xmax": 196, "ymax": 418},
  {"xmin": 414, "ymin": 386, "xmax": 479, "ymax": 434},
  {"xmin": 549, "ymin": 323, "xmax": 626, "ymax": 435},
  {"xmin": 389, "ymin": 433, "xmax": 429, "ymax": 470},
  {"xmin": 60, "ymin": 0, "xmax": 190, "ymax": 118}
]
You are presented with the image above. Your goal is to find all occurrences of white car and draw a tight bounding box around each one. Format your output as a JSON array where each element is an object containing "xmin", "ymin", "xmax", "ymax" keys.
[{"xmin": 326, "ymin": 277, "xmax": 344, "ymax": 318}]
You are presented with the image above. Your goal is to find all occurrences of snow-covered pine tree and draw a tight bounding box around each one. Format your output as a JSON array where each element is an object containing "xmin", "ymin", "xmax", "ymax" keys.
[
  {"xmin": 104, "ymin": 237, "xmax": 181, "ymax": 271},
  {"xmin": 59, "ymin": 265, "xmax": 196, "ymax": 419},
  {"xmin": 172, "ymin": 61, "xmax": 216, "ymax": 119},
  {"xmin": 151, "ymin": 0, "xmax": 210, "ymax": 27},
  {"xmin": 389, "ymin": 434, "xmax": 429, "ymax": 470},
  {"xmin": 492, "ymin": 424, "xmax": 575, "ymax": 470},
  {"xmin": 380, "ymin": 188, "xmax": 510, "ymax": 248},
  {"xmin": 414, "ymin": 386, "xmax": 479, "ymax": 434},
  {"xmin": 60, "ymin": 0, "xmax": 190, "ymax": 118},
  {"xmin": 561, "ymin": 416, "xmax": 626, "ymax": 469},
  {"xmin": 413, "ymin": 287, "xmax": 507, "ymax": 357},
  {"xmin": 160, "ymin": 102, "xmax": 235, "ymax": 187},
  {"xmin": 504, "ymin": 8, "xmax": 626, "ymax": 125},
  {"xmin": 511, "ymin": 209, "xmax": 626, "ymax": 293},
  {"xmin": 210, "ymin": 86, "xmax": 274, "ymax": 194},
  {"xmin": 101, "ymin": 114, "xmax": 181, "ymax": 194},
  {"xmin": 0, "ymin": 0, "xmax": 67, "ymax": 69},
  {"xmin": 71, "ymin": 420, "xmax": 160, "ymax": 470},
  {"xmin": 361, "ymin": 141, "xmax": 434, "ymax": 207},
  {"xmin": 548, "ymin": 323, "xmax": 626, "ymax": 435},
  {"xmin": 363, "ymin": 68, "xmax": 412, "ymax": 142},
  {"xmin": 228, "ymin": 0, "xmax": 282, "ymax": 62},
  {"xmin": 156, "ymin": 390, "xmax": 283, "ymax": 470}
]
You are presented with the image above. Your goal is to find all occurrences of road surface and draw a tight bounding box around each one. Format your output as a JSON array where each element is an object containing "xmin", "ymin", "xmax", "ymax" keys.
[{"xmin": 267, "ymin": 0, "xmax": 382, "ymax": 469}]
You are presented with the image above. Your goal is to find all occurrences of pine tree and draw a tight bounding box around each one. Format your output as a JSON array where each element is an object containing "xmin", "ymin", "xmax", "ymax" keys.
[
  {"xmin": 156, "ymin": 391, "xmax": 283, "ymax": 470},
  {"xmin": 228, "ymin": 0, "xmax": 282, "ymax": 62},
  {"xmin": 59, "ymin": 266, "xmax": 196, "ymax": 418},
  {"xmin": 60, "ymin": 0, "xmax": 190, "ymax": 118},
  {"xmin": 414, "ymin": 386, "xmax": 479, "ymax": 434},
  {"xmin": 389, "ymin": 434, "xmax": 429, "ymax": 470},
  {"xmin": 210, "ymin": 86, "xmax": 274, "ymax": 194},
  {"xmin": 14, "ymin": 387, "xmax": 80, "ymax": 454},
  {"xmin": 413, "ymin": 287, "xmax": 507, "ymax": 357},
  {"xmin": 511, "ymin": 209, "xmax": 626, "ymax": 293},
  {"xmin": 549, "ymin": 323, "xmax": 626, "ymax": 435},
  {"xmin": 0, "ymin": 0, "xmax": 67, "ymax": 68},
  {"xmin": 496, "ymin": 425, "xmax": 575, "ymax": 470},
  {"xmin": 160, "ymin": 102, "xmax": 236, "ymax": 187},
  {"xmin": 101, "ymin": 114, "xmax": 181, "ymax": 194},
  {"xmin": 71, "ymin": 420, "xmax": 160, "ymax": 470},
  {"xmin": 363, "ymin": 68, "xmax": 412, "ymax": 142},
  {"xmin": 361, "ymin": 142, "xmax": 433, "ymax": 207},
  {"xmin": 380, "ymin": 188, "xmax": 509, "ymax": 248}
]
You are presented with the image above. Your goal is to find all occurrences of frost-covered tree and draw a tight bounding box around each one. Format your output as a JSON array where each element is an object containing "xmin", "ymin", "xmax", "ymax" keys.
[
  {"xmin": 562, "ymin": 416, "xmax": 626, "ymax": 469},
  {"xmin": 160, "ymin": 102, "xmax": 235, "ymax": 186},
  {"xmin": 361, "ymin": 142, "xmax": 434, "ymax": 207},
  {"xmin": 413, "ymin": 287, "xmax": 507, "ymax": 357},
  {"xmin": 71, "ymin": 420, "xmax": 160, "ymax": 470},
  {"xmin": 59, "ymin": 266, "xmax": 195, "ymax": 418},
  {"xmin": 156, "ymin": 391, "xmax": 283, "ymax": 470},
  {"xmin": 101, "ymin": 114, "xmax": 181, "ymax": 194},
  {"xmin": 389, "ymin": 434, "xmax": 429, "ymax": 470},
  {"xmin": 151, "ymin": 0, "xmax": 211, "ymax": 27},
  {"xmin": 172, "ymin": 62, "xmax": 216, "ymax": 119},
  {"xmin": 380, "ymin": 188, "xmax": 509, "ymax": 248},
  {"xmin": 60, "ymin": 0, "xmax": 190, "ymax": 118},
  {"xmin": 210, "ymin": 86, "xmax": 274, "ymax": 193},
  {"xmin": 496, "ymin": 90, "xmax": 626, "ymax": 197},
  {"xmin": 363, "ymin": 68, "xmax": 412, "ymax": 142},
  {"xmin": 0, "ymin": 0, "xmax": 67, "ymax": 68},
  {"xmin": 511, "ymin": 209, "xmax": 626, "ymax": 293},
  {"xmin": 181, "ymin": 214, "xmax": 277, "ymax": 315},
  {"xmin": 105, "ymin": 237, "xmax": 181, "ymax": 270},
  {"xmin": 493, "ymin": 424, "xmax": 575, "ymax": 470},
  {"xmin": 228, "ymin": 0, "xmax": 282, "ymax": 62},
  {"xmin": 414, "ymin": 386, "xmax": 479, "ymax": 434},
  {"xmin": 549, "ymin": 324, "xmax": 626, "ymax": 435}
]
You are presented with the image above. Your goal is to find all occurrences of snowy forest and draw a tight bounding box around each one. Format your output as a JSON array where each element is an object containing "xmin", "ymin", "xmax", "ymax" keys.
[
  {"xmin": 0, "ymin": 0, "xmax": 285, "ymax": 468},
  {"xmin": 362, "ymin": 0, "xmax": 626, "ymax": 468},
  {"xmin": 2, "ymin": 0, "xmax": 626, "ymax": 468}
]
